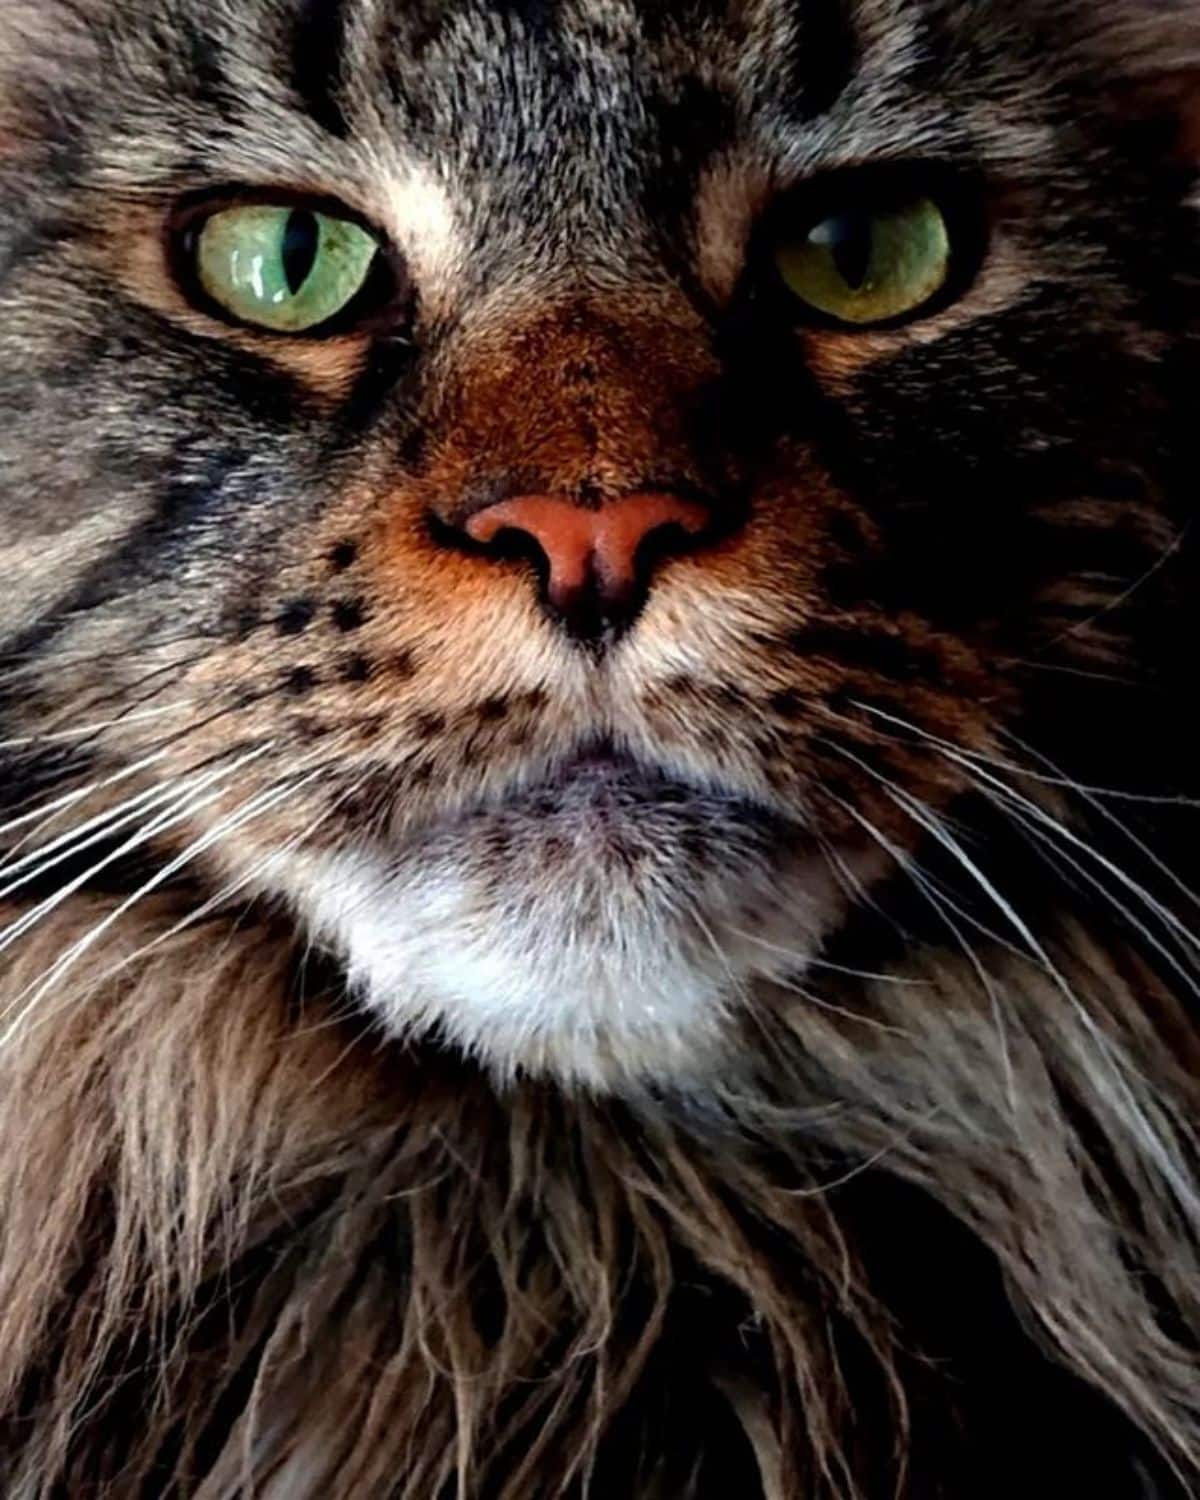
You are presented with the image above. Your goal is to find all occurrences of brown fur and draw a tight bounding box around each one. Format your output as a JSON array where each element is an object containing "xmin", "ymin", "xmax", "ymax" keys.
[{"xmin": 2, "ymin": 894, "xmax": 1199, "ymax": 1496}]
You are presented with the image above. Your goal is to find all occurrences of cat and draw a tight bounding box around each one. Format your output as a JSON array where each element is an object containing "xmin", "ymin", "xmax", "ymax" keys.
[{"xmin": 1, "ymin": 0, "xmax": 1199, "ymax": 1493}]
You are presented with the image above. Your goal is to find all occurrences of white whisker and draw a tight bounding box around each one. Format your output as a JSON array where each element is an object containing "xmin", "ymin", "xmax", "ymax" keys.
[
  {"xmin": 1024, "ymin": 517, "xmax": 1187, "ymax": 660},
  {"xmin": 981, "ymin": 787, "xmax": 1200, "ymax": 1002},
  {"xmin": 1003, "ymin": 726, "xmax": 1200, "ymax": 911},
  {"xmin": 0, "ymin": 776, "xmax": 196, "ymax": 898},
  {"xmin": 847, "ymin": 699, "xmax": 1200, "ymax": 807},
  {"xmin": 0, "ymin": 743, "xmax": 274, "ymax": 962},
  {"xmin": 821, "ymin": 780, "xmax": 1018, "ymax": 1114},
  {"xmin": 909, "ymin": 727, "xmax": 1200, "ymax": 964},
  {"xmin": 0, "ymin": 701, "xmax": 192, "ymax": 752},
  {"xmin": 0, "ymin": 761, "xmax": 326, "ymax": 1050},
  {"xmin": 730, "ymin": 924, "xmax": 927, "ymax": 990},
  {"xmin": 842, "ymin": 699, "xmax": 1200, "ymax": 964},
  {"xmin": 824, "ymin": 736, "xmax": 1200, "ymax": 1216},
  {"xmin": 0, "ymin": 736, "xmax": 276, "ymax": 890},
  {"xmin": 0, "ymin": 747, "xmax": 174, "ymax": 845},
  {"xmin": 91, "ymin": 756, "xmax": 370, "ymax": 995}
]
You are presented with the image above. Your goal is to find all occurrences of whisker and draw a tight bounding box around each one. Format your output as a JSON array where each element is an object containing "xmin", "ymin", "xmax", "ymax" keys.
[
  {"xmin": 729, "ymin": 924, "xmax": 927, "ymax": 990},
  {"xmin": 819, "ymin": 780, "xmax": 1018, "ymax": 1113},
  {"xmin": 0, "ymin": 746, "xmax": 174, "ymax": 844},
  {"xmin": 814, "ymin": 831, "xmax": 902, "ymax": 936},
  {"xmin": 1022, "ymin": 517, "xmax": 1187, "ymax": 661},
  {"xmin": 11, "ymin": 644, "xmax": 219, "ymax": 741},
  {"xmin": 1002, "ymin": 726, "xmax": 1200, "ymax": 909},
  {"xmin": 818, "ymin": 758, "xmax": 1032, "ymax": 965},
  {"xmin": 0, "ymin": 624, "xmax": 219, "ymax": 678},
  {"xmin": 0, "ymin": 681, "xmax": 276, "ymax": 845},
  {"xmin": 0, "ymin": 734, "xmax": 285, "ymax": 888},
  {"xmin": 821, "ymin": 737, "xmax": 1200, "ymax": 1214},
  {"xmin": 0, "ymin": 759, "xmax": 328, "ymax": 1050},
  {"xmin": 976, "ymin": 771, "xmax": 1200, "ymax": 962},
  {"xmin": 0, "ymin": 743, "xmax": 275, "ymax": 962},
  {"xmin": 981, "ymin": 786, "xmax": 1200, "ymax": 1002},
  {"xmin": 94, "ymin": 750, "xmax": 371, "ymax": 989},
  {"xmin": 0, "ymin": 701, "xmax": 193, "ymax": 751},
  {"xmin": 749, "ymin": 960, "xmax": 916, "ymax": 1039},
  {"xmin": 998, "ymin": 659, "xmax": 1143, "ymax": 688},
  {"xmin": 824, "ymin": 737, "xmax": 1063, "ymax": 970},
  {"xmin": 0, "ymin": 777, "xmax": 190, "ymax": 898},
  {"xmin": 853, "ymin": 701, "xmax": 1200, "ymax": 960},
  {"xmin": 847, "ymin": 698, "xmax": 1200, "ymax": 808}
]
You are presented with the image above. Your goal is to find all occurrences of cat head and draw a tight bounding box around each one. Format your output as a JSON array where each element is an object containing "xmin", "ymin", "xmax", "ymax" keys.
[{"xmin": 1, "ymin": 0, "xmax": 1198, "ymax": 1087}]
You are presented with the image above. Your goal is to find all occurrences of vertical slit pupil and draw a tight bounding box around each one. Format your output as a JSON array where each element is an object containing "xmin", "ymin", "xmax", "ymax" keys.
[
  {"xmin": 282, "ymin": 210, "xmax": 320, "ymax": 295},
  {"xmin": 821, "ymin": 212, "xmax": 874, "ymax": 290}
]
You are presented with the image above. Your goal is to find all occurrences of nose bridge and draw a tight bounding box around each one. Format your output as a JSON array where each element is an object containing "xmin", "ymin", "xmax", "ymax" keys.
[{"xmin": 432, "ymin": 296, "xmax": 719, "ymax": 509}]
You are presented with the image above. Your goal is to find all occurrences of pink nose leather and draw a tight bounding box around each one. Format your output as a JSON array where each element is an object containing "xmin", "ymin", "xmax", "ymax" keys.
[{"xmin": 464, "ymin": 492, "xmax": 712, "ymax": 612}]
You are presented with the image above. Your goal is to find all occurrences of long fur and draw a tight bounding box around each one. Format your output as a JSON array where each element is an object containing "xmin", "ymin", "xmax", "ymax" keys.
[{"xmin": 1, "ymin": 885, "xmax": 1198, "ymax": 1496}]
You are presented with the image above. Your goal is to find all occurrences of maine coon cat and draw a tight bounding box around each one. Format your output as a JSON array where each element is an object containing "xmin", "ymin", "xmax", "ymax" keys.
[{"xmin": 1, "ymin": 0, "xmax": 1199, "ymax": 1494}]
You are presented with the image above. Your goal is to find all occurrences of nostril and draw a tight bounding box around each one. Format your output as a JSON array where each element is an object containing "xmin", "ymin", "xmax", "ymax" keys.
[
  {"xmin": 435, "ymin": 491, "xmax": 722, "ymax": 642},
  {"xmin": 632, "ymin": 518, "xmax": 710, "ymax": 581},
  {"xmin": 465, "ymin": 497, "xmax": 601, "ymax": 608},
  {"xmin": 427, "ymin": 509, "xmax": 547, "ymax": 574},
  {"xmin": 479, "ymin": 524, "xmax": 546, "ymax": 570}
]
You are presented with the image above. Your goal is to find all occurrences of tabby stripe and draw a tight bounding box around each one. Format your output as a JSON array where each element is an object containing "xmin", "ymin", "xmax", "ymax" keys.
[
  {"xmin": 290, "ymin": 0, "xmax": 352, "ymax": 139},
  {"xmin": 789, "ymin": 0, "xmax": 859, "ymax": 121}
]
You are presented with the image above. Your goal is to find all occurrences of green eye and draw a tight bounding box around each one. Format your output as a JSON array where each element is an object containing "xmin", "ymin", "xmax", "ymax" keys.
[
  {"xmin": 191, "ymin": 205, "xmax": 383, "ymax": 334},
  {"xmin": 774, "ymin": 196, "xmax": 952, "ymax": 327}
]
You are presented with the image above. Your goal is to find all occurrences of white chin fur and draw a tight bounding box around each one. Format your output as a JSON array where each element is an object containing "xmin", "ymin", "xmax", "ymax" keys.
[{"xmin": 272, "ymin": 826, "xmax": 838, "ymax": 1092}]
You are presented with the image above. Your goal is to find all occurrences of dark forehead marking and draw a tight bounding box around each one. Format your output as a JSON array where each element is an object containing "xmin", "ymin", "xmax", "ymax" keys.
[
  {"xmin": 485, "ymin": 0, "xmax": 562, "ymax": 26},
  {"xmin": 178, "ymin": 14, "xmax": 240, "ymax": 122},
  {"xmin": 290, "ymin": 0, "xmax": 352, "ymax": 139},
  {"xmin": 784, "ymin": 0, "xmax": 859, "ymax": 121}
]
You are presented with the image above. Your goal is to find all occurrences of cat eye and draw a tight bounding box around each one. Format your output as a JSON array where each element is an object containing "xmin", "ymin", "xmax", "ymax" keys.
[
  {"xmin": 180, "ymin": 202, "xmax": 392, "ymax": 335},
  {"xmin": 769, "ymin": 176, "xmax": 972, "ymax": 329}
]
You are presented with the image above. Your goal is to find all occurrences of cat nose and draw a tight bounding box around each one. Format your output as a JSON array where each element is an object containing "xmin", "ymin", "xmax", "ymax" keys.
[{"xmin": 462, "ymin": 492, "xmax": 715, "ymax": 641}]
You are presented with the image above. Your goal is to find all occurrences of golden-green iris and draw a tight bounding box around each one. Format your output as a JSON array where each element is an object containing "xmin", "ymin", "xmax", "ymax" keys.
[
  {"xmin": 193, "ymin": 205, "xmax": 381, "ymax": 334},
  {"xmin": 775, "ymin": 196, "xmax": 951, "ymax": 327}
]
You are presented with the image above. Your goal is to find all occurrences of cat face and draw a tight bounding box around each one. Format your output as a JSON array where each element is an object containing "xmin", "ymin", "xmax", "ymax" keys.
[{"xmin": 0, "ymin": 0, "xmax": 1192, "ymax": 1086}]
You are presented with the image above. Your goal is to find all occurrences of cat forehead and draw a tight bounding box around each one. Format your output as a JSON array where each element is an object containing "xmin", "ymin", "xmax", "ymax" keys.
[
  {"xmin": 15, "ymin": 0, "xmax": 1009, "ymax": 204},
  {"xmin": 157, "ymin": 0, "xmax": 855, "ymax": 64},
  {"xmin": 9, "ymin": 0, "xmax": 1192, "ymax": 139},
  {"xmin": 176, "ymin": 0, "xmax": 864, "ymax": 123},
  {"xmin": 7, "ymin": 0, "xmax": 1088, "ymax": 176},
  {"xmin": 19, "ymin": 0, "xmax": 938, "ymax": 128}
]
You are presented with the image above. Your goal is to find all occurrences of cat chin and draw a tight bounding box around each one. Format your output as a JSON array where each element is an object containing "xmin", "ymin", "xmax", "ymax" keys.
[{"xmin": 268, "ymin": 835, "xmax": 843, "ymax": 1092}]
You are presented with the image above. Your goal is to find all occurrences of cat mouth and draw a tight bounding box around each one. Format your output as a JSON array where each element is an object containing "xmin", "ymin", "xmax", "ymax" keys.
[{"xmin": 380, "ymin": 736, "xmax": 792, "ymax": 851}]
